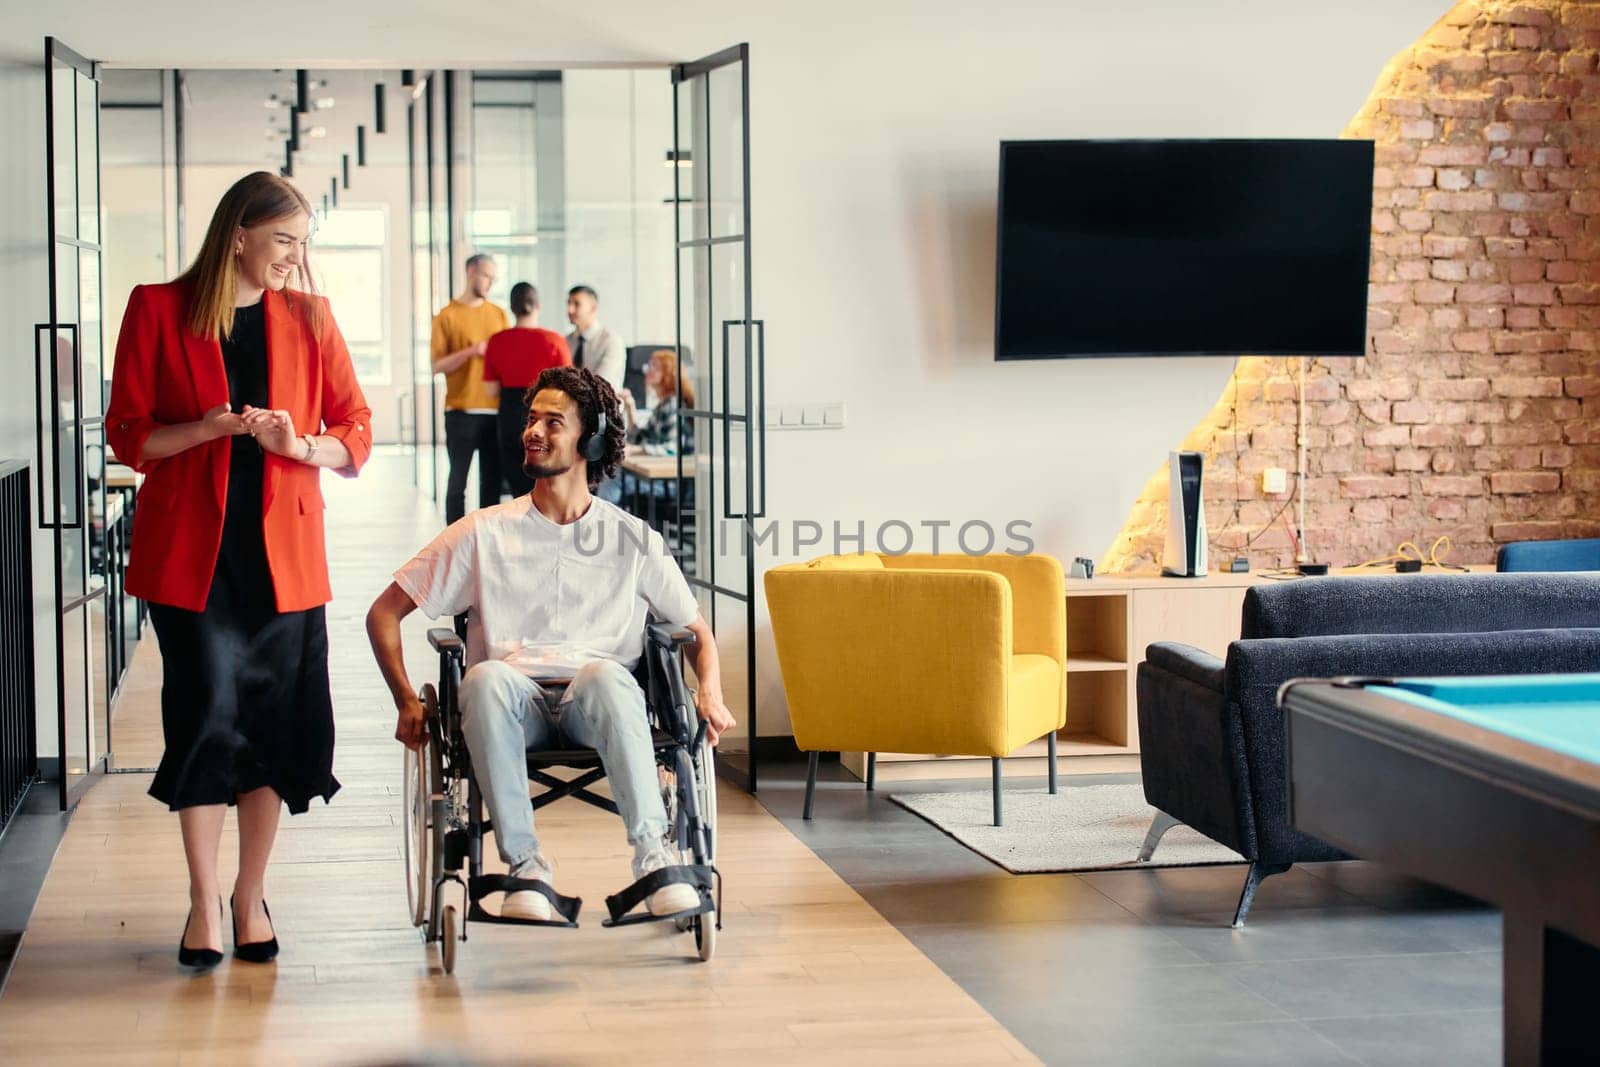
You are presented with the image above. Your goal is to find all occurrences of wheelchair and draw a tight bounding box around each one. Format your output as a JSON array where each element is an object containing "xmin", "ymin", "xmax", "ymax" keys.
[{"xmin": 401, "ymin": 620, "xmax": 721, "ymax": 974}]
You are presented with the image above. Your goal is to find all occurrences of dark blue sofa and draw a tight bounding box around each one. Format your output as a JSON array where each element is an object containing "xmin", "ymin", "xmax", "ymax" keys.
[
  {"xmin": 1496, "ymin": 537, "xmax": 1600, "ymax": 572},
  {"xmin": 1135, "ymin": 572, "xmax": 1600, "ymax": 926}
]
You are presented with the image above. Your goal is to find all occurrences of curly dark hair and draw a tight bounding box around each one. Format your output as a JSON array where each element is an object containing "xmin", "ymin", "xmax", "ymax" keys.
[{"xmin": 525, "ymin": 366, "xmax": 627, "ymax": 489}]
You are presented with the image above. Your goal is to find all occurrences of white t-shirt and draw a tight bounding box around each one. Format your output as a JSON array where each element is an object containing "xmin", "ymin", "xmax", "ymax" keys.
[{"xmin": 393, "ymin": 495, "xmax": 699, "ymax": 678}]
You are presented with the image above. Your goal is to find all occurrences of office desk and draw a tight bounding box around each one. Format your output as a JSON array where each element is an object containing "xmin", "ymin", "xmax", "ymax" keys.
[
  {"xmin": 105, "ymin": 463, "xmax": 141, "ymax": 491},
  {"xmin": 101, "ymin": 462, "xmax": 144, "ymax": 670},
  {"xmin": 89, "ymin": 491, "xmax": 131, "ymax": 694},
  {"xmin": 1281, "ymin": 674, "xmax": 1600, "ymax": 1065},
  {"xmin": 620, "ymin": 454, "xmax": 697, "ymax": 481},
  {"xmin": 619, "ymin": 454, "xmax": 698, "ymax": 576},
  {"xmin": 619, "ymin": 454, "xmax": 696, "ymax": 525}
]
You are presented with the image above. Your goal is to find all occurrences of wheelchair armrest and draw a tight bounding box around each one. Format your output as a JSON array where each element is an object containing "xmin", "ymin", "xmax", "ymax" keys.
[
  {"xmin": 428, "ymin": 628, "xmax": 465, "ymax": 659},
  {"xmin": 647, "ymin": 622, "xmax": 695, "ymax": 650}
]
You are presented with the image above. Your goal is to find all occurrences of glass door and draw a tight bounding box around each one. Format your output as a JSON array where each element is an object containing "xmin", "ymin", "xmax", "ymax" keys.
[
  {"xmin": 408, "ymin": 72, "xmax": 432, "ymax": 492},
  {"xmin": 39, "ymin": 37, "xmax": 110, "ymax": 808},
  {"xmin": 672, "ymin": 45, "xmax": 764, "ymax": 790},
  {"xmin": 406, "ymin": 69, "xmax": 453, "ymax": 504}
]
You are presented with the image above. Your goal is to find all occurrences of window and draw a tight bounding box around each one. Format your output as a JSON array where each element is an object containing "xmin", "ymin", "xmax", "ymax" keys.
[
  {"xmin": 312, "ymin": 206, "xmax": 389, "ymax": 385},
  {"xmin": 471, "ymin": 73, "xmax": 566, "ymax": 312}
]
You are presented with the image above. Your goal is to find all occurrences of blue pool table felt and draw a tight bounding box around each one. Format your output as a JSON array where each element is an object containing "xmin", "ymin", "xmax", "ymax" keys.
[{"xmin": 1372, "ymin": 674, "xmax": 1600, "ymax": 767}]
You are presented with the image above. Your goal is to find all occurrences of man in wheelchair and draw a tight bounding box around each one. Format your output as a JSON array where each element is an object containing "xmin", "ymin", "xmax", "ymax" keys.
[{"xmin": 367, "ymin": 366, "xmax": 733, "ymax": 926}]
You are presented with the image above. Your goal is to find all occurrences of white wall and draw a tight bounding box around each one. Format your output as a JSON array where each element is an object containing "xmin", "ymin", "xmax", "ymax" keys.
[{"xmin": 0, "ymin": 0, "xmax": 1451, "ymax": 736}]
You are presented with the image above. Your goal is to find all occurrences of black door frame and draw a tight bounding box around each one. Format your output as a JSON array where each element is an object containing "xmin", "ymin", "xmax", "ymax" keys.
[
  {"xmin": 672, "ymin": 44, "xmax": 765, "ymax": 791},
  {"xmin": 41, "ymin": 36, "xmax": 110, "ymax": 810}
]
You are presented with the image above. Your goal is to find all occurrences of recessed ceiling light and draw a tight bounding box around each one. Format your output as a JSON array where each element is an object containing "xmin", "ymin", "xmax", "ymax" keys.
[
  {"xmin": 308, "ymin": 126, "xmax": 327, "ymax": 138},
  {"xmin": 315, "ymin": 96, "xmax": 336, "ymax": 110}
]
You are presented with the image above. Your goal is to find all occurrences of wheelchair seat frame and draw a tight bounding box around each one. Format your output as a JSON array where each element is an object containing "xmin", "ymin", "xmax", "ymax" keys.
[{"xmin": 401, "ymin": 620, "xmax": 721, "ymax": 973}]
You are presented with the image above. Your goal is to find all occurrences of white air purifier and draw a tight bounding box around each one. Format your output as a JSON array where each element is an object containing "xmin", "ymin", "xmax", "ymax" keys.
[{"xmin": 1161, "ymin": 451, "xmax": 1207, "ymax": 578}]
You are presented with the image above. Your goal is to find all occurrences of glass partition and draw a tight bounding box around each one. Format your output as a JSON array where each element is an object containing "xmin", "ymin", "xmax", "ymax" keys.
[
  {"xmin": 672, "ymin": 46, "xmax": 760, "ymax": 789},
  {"xmin": 41, "ymin": 39, "xmax": 111, "ymax": 807}
]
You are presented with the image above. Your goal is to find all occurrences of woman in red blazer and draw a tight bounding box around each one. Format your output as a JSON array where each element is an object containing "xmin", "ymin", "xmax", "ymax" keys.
[{"xmin": 106, "ymin": 172, "xmax": 372, "ymax": 969}]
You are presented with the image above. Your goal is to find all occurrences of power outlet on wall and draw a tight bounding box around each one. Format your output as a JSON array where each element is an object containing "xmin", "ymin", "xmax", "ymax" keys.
[
  {"xmin": 773, "ymin": 403, "xmax": 846, "ymax": 430},
  {"xmin": 1262, "ymin": 467, "xmax": 1288, "ymax": 495}
]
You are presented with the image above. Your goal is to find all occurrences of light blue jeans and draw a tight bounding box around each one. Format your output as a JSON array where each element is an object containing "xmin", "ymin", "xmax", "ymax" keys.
[{"xmin": 458, "ymin": 658, "xmax": 668, "ymax": 871}]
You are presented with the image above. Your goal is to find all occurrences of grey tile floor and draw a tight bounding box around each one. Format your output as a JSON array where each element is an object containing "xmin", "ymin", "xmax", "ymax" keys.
[{"xmin": 756, "ymin": 761, "xmax": 1503, "ymax": 1067}]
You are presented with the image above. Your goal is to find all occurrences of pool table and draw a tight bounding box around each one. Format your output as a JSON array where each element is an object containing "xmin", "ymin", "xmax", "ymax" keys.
[{"xmin": 1279, "ymin": 674, "xmax": 1600, "ymax": 1067}]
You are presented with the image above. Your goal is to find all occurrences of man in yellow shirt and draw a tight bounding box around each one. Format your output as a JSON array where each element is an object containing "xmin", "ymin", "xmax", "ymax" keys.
[{"xmin": 432, "ymin": 254, "xmax": 510, "ymax": 524}]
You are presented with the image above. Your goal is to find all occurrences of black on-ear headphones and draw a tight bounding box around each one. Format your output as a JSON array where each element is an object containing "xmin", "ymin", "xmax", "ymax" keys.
[{"xmin": 579, "ymin": 408, "xmax": 609, "ymax": 463}]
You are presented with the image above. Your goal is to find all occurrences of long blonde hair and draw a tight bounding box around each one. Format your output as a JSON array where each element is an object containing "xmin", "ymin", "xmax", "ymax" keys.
[
  {"xmin": 178, "ymin": 171, "xmax": 319, "ymax": 339},
  {"xmin": 650, "ymin": 349, "xmax": 696, "ymax": 408}
]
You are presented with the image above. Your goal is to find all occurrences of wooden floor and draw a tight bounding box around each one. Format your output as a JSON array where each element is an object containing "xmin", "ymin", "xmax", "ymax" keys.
[
  {"xmin": 108, "ymin": 634, "xmax": 165, "ymax": 772},
  {"xmin": 0, "ymin": 453, "xmax": 1035, "ymax": 1066}
]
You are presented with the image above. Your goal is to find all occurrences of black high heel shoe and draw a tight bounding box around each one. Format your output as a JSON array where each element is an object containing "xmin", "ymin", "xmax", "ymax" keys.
[
  {"xmin": 178, "ymin": 899, "xmax": 225, "ymax": 969},
  {"xmin": 231, "ymin": 894, "xmax": 279, "ymax": 963}
]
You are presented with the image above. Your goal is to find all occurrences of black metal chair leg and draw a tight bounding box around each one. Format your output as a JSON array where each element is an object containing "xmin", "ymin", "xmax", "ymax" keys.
[
  {"xmin": 992, "ymin": 757, "xmax": 1002, "ymax": 827},
  {"xmin": 866, "ymin": 752, "xmax": 876, "ymax": 792},
  {"xmin": 803, "ymin": 751, "xmax": 820, "ymax": 820},
  {"xmin": 1232, "ymin": 861, "xmax": 1291, "ymax": 928},
  {"xmin": 1047, "ymin": 732, "xmax": 1058, "ymax": 795}
]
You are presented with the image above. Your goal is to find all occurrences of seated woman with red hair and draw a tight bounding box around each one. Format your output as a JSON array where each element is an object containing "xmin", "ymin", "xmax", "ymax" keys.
[{"xmin": 621, "ymin": 349, "xmax": 695, "ymax": 458}]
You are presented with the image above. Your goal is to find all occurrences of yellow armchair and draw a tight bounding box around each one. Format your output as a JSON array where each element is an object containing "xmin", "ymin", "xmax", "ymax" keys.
[{"xmin": 764, "ymin": 552, "xmax": 1066, "ymax": 825}]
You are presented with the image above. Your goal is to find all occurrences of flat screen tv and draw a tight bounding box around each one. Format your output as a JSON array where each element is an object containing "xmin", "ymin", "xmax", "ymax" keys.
[{"xmin": 994, "ymin": 139, "xmax": 1374, "ymax": 359}]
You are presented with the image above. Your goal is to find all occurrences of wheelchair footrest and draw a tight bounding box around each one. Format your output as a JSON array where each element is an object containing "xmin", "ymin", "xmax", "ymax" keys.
[
  {"xmin": 601, "ymin": 864, "xmax": 717, "ymax": 928},
  {"xmin": 467, "ymin": 874, "xmax": 582, "ymax": 928}
]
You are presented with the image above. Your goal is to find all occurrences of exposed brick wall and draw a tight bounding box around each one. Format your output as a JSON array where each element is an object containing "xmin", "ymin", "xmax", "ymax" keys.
[{"xmin": 1103, "ymin": 0, "xmax": 1600, "ymax": 573}]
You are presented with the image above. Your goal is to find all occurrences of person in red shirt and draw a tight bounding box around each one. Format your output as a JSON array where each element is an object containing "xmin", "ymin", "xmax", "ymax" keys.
[{"xmin": 483, "ymin": 282, "xmax": 572, "ymax": 497}]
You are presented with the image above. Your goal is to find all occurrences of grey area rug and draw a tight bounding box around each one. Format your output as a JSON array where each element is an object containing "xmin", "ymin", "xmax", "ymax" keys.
[{"xmin": 890, "ymin": 783, "xmax": 1246, "ymax": 874}]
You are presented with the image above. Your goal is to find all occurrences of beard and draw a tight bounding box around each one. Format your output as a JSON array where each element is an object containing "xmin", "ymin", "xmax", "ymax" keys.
[{"xmin": 523, "ymin": 454, "xmax": 571, "ymax": 480}]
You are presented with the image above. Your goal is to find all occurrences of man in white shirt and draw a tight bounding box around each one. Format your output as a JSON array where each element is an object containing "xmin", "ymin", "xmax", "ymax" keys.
[
  {"xmin": 565, "ymin": 285, "xmax": 627, "ymax": 394},
  {"xmin": 565, "ymin": 286, "xmax": 628, "ymax": 505},
  {"xmin": 367, "ymin": 366, "xmax": 734, "ymax": 921}
]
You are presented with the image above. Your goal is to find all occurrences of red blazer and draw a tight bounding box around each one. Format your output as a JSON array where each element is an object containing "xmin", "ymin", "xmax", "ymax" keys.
[{"xmin": 106, "ymin": 281, "xmax": 374, "ymax": 613}]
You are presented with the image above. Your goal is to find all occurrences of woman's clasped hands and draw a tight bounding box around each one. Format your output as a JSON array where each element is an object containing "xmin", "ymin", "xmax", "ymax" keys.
[{"xmin": 240, "ymin": 404, "xmax": 300, "ymax": 457}]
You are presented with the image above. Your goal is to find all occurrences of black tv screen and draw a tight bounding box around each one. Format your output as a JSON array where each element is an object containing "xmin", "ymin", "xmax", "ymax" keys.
[{"xmin": 995, "ymin": 139, "xmax": 1374, "ymax": 359}]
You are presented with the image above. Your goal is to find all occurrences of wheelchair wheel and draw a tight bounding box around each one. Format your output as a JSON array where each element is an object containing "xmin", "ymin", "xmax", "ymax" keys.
[
  {"xmin": 668, "ymin": 734, "xmax": 719, "ymax": 955},
  {"xmin": 402, "ymin": 737, "xmax": 432, "ymax": 929},
  {"xmin": 406, "ymin": 685, "xmax": 447, "ymax": 938},
  {"xmin": 692, "ymin": 735, "xmax": 718, "ymax": 961},
  {"xmin": 694, "ymin": 911, "xmax": 715, "ymax": 961},
  {"xmin": 694, "ymin": 732, "xmax": 718, "ymax": 866},
  {"xmin": 441, "ymin": 904, "xmax": 459, "ymax": 975}
]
